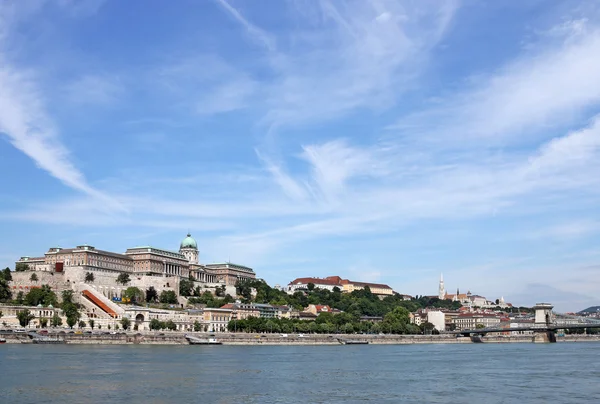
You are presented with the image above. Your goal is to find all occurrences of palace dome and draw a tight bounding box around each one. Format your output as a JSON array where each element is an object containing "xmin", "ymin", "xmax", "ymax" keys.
[{"xmin": 180, "ymin": 233, "xmax": 197, "ymax": 249}]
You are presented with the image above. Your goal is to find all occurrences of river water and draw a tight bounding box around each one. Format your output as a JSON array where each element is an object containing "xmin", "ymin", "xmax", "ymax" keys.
[{"xmin": 1, "ymin": 343, "xmax": 599, "ymax": 403}]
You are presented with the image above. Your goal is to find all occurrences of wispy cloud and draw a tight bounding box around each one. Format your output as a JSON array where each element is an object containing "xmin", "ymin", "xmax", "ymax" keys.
[
  {"xmin": 392, "ymin": 22, "xmax": 600, "ymax": 145},
  {"xmin": 262, "ymin": 0, "xmax": 459, "ymax": 128},
  {"xmin": 214, "ymin": 0, "xmax": 276, "ymax": 51},
  {"xmin": 255, "ymin": 150, "xmax": 309, "ymax": 201},
  {"xmin": 157, "ymin": 54, "xmax": 258, "ymax": 115},
  {"xmin": 65, "ymin": 74, "xmax": 124, "ymax": 105},
  {"xmin": 214, "ymin": 0, "xmax": 460, "ymax": 197},
  {"xmin": 301, "ymin": 139, "xmax": 386, "ymax": 203},
  {"xmin": 0, "ymin": 3, "xmax": 123, "ymax": 211},
  {"xmin": 196, "ymin": 76, "xmax": 257, "ymax": 115}
]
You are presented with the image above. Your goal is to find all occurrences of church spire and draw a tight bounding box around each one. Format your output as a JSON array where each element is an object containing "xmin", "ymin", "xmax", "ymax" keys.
[{"xmin": 438, "ymin": 273, "xmax": 445, "ymax": 300}]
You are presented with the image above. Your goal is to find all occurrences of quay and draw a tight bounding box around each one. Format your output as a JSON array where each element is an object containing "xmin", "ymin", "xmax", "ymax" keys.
[{"xmin": 2, "ymin": 330, "xmax": 600, "ymax": 346}]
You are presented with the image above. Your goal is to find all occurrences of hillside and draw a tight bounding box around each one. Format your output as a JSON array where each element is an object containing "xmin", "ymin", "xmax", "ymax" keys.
[{"xmin": 578, "ymin": 306, "xmax": 600, "ymax": 314}]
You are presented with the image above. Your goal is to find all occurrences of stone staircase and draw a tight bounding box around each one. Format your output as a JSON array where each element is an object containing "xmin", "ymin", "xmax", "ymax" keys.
[{"xmin": 76, "ymin": 283, "xmax": 125, "ymax": 319}]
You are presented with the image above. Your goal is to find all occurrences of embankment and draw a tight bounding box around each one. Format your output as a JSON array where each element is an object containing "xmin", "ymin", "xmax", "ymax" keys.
[{"xmin": 3, "ymin": 331, "xmax": 600, "ymax": 345}]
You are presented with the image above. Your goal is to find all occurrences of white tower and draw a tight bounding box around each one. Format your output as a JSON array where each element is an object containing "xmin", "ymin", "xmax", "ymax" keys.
[
  {"xmin": 179, "ymin": 233, "xmax": 199, "ymax": 265},
  {"xmin": 438, "ymin": 273, "xmax": 446, "ymax": 300}
]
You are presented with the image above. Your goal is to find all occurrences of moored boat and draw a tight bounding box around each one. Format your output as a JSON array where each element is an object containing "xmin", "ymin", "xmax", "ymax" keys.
[
  {"xmin": 185, "ymin": 335, "xmax": 222, "ymax": 345},
  {"xmin": 32, "ymin": 336, "xmax": 67, "ymax": 344},
  {"xmin": 0, "ymin": 338, "xmax": 6, "ymax": 344},
  {"xmin": 338, "ymin": 339, "xmax": 369, "ymax": 345}
]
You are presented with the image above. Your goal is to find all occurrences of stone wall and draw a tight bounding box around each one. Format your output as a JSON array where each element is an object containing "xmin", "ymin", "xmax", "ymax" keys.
[
  {"xmin": 8, "ymin": 267, "xmax": 181, "ymax": 303},
  {"xmin": 8, "ymin": 271, "xmax": 70, "ymax": 300},
  {"xmin": 4, "ymin": 331, "xmax": 600, "ymax": 345}
]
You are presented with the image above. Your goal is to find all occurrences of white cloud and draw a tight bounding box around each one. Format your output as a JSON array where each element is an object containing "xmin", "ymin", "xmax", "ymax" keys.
[
  {"xmin": 65, "ymin": 74, "xmax": 123, "ymax": 105},
  {"xmin": 0, "ymin": 2, "xmax": 124, "ymax": 211},
  {"xmin": 215, "ymin": 0, "xmax": 459, "ymax": 128},
  {"xmin": 196, "ymin": 76, "xmax": 257, "ymax": 115},
  {"xmin": 158, "ymin": 54, "xmax": 258, "ymax": 115},
  {"xmin": 255, "ymin": 150, "xmax": 309, "ymax": 201},
  {"xmin": 301, "ymin": 139, "xmax": 385, "ymax": 203},
  {"xmin": 213, "ymin": 0, "xmax": 276, "ymax": 51},
  {"xmin": 392, "ymin": 26, "xmax": 600, "ymax": 145},
  {"xmin": 527, "ymin": 115, "xmax": 600, "ymax": 173}
]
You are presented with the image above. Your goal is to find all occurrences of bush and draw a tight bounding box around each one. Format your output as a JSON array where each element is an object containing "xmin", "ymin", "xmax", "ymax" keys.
[
  {"xmin": 159, "ymin": 290, "xmax": 178, "ymax": 304},
  {"xmin": 116, "ymin": 273, "xmax": 131, "ymax": 285}
]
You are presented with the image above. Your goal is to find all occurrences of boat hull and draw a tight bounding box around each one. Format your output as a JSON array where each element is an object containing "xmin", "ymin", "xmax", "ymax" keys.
[{"xmin": 32, "ymin": 338, "xmax": 66, "ymax": 344}]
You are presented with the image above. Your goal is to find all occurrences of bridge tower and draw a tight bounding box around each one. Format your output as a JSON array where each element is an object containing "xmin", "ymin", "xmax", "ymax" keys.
[
  {"xmin": 533, "ymin": 303, "xmax": 556, "ymax": 343},
  {"xmin": 534, "ymin": 303, "xmax": 554, "ymax": 326}
]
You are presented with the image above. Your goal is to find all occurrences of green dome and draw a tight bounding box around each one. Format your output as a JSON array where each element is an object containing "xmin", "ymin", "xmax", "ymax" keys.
[{"xmin": 180, "ymin": 233, "xmax": 197, "ymax": 249}]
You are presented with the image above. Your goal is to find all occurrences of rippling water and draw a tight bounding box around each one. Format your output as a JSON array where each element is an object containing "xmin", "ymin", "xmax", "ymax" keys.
[{"xmin": 1, "ymin": 343, "xmax": 599, "ymax": 403}]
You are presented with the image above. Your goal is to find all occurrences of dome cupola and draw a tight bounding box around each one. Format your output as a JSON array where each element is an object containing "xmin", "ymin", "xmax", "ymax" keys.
[
  {"xmin": 180, "ymin": 233, "xmax": 197, "ymax": 250},
  {"xmin": 179, "ymin": 232, "xmax": 199, "ymax": 265}
]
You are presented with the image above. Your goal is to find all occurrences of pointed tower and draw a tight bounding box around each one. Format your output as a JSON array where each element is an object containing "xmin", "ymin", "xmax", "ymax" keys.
[{"xmin": 438, "ymin": 273, "xmax": 446, "ymax": 300}]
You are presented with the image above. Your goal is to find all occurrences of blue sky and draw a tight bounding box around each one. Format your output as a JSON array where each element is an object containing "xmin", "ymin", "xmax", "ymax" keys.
[{"xmin": 1, "ymin": 0, "xmax": 600, "ymax": 312}]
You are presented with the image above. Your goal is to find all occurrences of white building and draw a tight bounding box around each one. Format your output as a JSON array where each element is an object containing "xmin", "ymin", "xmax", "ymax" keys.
[{"xmin": 427, "ymin": 311, "xmax": 446, "ymax": 332}]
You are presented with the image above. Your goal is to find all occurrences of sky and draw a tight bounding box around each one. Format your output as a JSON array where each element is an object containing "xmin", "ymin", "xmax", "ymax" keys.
[{"xmin": 1, "ymin": 0, "xmax": 600, "ymax": 312}]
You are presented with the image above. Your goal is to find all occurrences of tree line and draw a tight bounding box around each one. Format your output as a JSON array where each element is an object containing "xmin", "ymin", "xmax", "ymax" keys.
[{"xmin": 235, "ymin": 279, "xmax": 462, "ymax": 318}]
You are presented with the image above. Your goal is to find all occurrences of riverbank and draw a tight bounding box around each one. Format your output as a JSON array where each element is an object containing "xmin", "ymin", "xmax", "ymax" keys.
[{"xmin": 3, "ymin": 331, "xmax": 600, "ymax": 345}]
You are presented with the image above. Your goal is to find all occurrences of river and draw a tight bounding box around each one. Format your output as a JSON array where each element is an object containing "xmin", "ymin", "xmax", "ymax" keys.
[{"xmin": 1, "ymin": 343, "xmax": 599, "ymax": 403}]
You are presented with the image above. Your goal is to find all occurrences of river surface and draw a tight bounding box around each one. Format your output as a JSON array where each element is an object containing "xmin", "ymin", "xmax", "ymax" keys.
[{"xmin": 1, "ymin": 343, "xmax": 599, "ymax": 403}]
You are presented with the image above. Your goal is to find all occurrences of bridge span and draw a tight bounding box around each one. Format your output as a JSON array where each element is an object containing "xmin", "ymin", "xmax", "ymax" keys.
[{"xmin": 450, "ymin": 303, "xmax": 600, "ymax": 343}]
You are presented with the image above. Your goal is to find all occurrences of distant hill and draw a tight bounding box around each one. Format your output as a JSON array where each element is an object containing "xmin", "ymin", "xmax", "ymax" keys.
[{"xmin": 578, "ymin": 306, "xmax": 600, "ymax": 314}]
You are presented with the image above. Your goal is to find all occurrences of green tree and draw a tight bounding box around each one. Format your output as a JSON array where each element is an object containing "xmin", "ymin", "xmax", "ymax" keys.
[
  {"xmin": 85, "ymin": 272, "xmax": 95, "ymax": 283},
  {"xmin": 15, "ymin": 262, "xmax": 29, "ymax": 272},
  {"xmin": 66, "ymin": 316, "xmax": 78, "ymax": 329},
  {"xmin": 30, "ymin": 273, "xmax": 38, "ymax": 282},
  {"xmin": 0, "ymin": 278, "xmax": 11, "ymax": 302},
  {"xmin": 146, "ymin": 286, "xmax": 158, "ymax": 303},
  {"xmin": 88, "ymin": 319, "xmax": 95, "ymax": 330},
  {"xmin": 1, "ymin": 267, "xmax": 12, "ymax": 281},
  {"xmin": 235, "ymin": 279, "xmax": 253, "ymax": 301},
  {"xmin": 15, "ymin": 291, "xmax": 24, "ymax": 304},
  {"xmin": 62, "ymin": 298, "xmax": 80, "ymax": 329},
  {"xmin": 123, "ymin": 287, "xmax": 144, "ymax": 304},
  {"xmin": 24, "ymin": 285, "xmax": 57, "ymax": 307},
  {"xmin": 61, "ymin": 290, "xmax": 74, "ymax": 305},
  {"xmin": 179, "ymin": 279, "xmax": 194, "ymax": 296},
  {"xmin": 159, "ymin": 290, "xmax": 178, "ymax": 304},
  {"xmin": 17, "ymin": 309, "xmax": 35, "ymax": 327},
  {"xmin": 40, "ymin": 317, "xmax": 48, "ymax": 328},
  {"xmin": 476, "ymin": 323, "xmax": 486, "ymax": 329},
  {"xmin": 193, "ymin": 320, "xmax": 202, "ymax": 332},
  {"xmin": 51, "ymin": 314, "xmax": 62, "ymax": 327},
  {"xmin": 149, "ymin": 318, "xmax": 162, "ymax": 330},
  {"xmin": 307, "ymin": 282, "xmax": 315, "ymax": 291},
  {"xmin": 78, "ymin": 320, "xmax": 86, "ymax": 328},
  {"xmin": 215, "ymin": 285, "xmax": 226, "ymax": 297},
  {"xmin": 116, "ymin": 273, "xmax": 131, "ymax": 285},
  {"xmin": 121, "ymin": 317, "xmax": 131, "ymax": 330},
  {"xmin": 420, "ymin": 321, "xmax": 435, "ymax": 334},
  {"xmin": 165, "ymin": 320, "xmax": 177, "ymax": 331}
]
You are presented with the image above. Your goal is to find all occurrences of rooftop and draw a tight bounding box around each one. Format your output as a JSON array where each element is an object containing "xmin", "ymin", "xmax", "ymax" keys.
[{"xmin": 204, "ymin": 262, "xmax": 255, "ymax": 273}]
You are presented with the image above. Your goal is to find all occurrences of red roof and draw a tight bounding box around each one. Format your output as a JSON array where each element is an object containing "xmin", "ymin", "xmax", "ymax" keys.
[
  {"xmin": 288, "ymin": 276, "xmax": 392, "ymax": 290},
  {"xmin": 290, "ymin": 277, "xmax": 341, "ymax": 286}
]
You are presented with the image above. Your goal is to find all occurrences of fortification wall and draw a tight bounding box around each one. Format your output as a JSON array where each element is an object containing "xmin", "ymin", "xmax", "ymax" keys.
[{"xmin": 8, "ymin": 271, "xmax": 70, "ymax": 299}]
